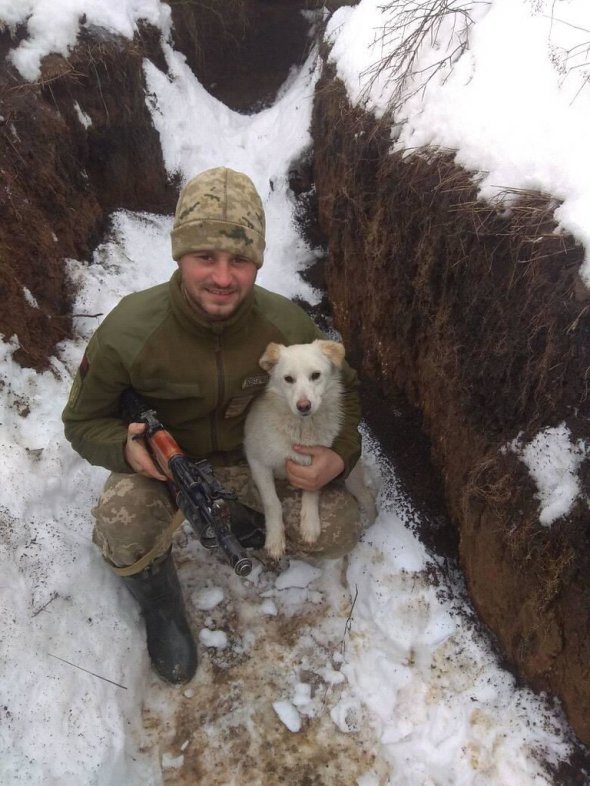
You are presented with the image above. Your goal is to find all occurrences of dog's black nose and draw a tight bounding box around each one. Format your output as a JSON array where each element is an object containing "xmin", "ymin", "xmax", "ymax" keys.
[{"xmin": 297, "ymin": 400, "xmax": 311, "ymax": 414}]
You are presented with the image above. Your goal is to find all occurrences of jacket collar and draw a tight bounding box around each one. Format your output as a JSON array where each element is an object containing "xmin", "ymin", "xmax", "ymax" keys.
[{"xmin": 169, "ymin": 269, "xmax": 256, "ymax": 337}]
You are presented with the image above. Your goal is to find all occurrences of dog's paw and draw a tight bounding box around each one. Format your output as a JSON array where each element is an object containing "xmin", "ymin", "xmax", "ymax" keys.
[
  {"xmin": 300, "ymin": 510, "xmax": 321, "ymax": 544},
  {"xmin": 265, "ymin": 530, "xmax": 286, "ymax": 560}
]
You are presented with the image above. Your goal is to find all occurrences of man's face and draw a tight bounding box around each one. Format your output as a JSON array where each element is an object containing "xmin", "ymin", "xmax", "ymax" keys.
[{"xmin": 177, "ymin": 250, "xmax": 258, "ymax": 321}]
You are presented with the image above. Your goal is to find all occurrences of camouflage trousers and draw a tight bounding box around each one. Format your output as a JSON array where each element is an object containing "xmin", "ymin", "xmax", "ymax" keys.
[{"xmin": 92, "ymin": 462, "xmax": 363, "ymax": 573}]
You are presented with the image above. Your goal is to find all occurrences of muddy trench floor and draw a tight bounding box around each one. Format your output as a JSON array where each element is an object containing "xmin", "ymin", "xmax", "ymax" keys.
[{"xmin": 139, "ymin": 528, "xmax": 382, "ymax": 786}]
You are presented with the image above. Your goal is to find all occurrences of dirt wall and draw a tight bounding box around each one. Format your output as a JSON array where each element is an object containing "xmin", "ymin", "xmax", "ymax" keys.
[
  {"xmin": 311, "ymin": 73, "xmax": 590, "ymax": 745},
  {"xmin": 0, "ymin": 25, "xmax": 176, "ymax": 368},
  {"xmin": 166, "ymin": 0, "xmax": 310, "ymax": 112},
  {"xmin": 165, "ymin": 0, "xmax": 357, "ymax": 113}
]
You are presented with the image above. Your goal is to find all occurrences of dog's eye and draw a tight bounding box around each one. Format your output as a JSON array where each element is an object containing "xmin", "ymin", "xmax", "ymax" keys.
[
  {"xmin": 284, "ymin": 375, "xmax": 294, "ymax": 384},
  {"xmin": 310, "ymin": 372, "xmax": 321, "ymax": 381}
]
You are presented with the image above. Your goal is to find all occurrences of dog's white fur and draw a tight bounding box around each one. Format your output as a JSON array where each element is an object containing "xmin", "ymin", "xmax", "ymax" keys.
[{"xmin": 244, "ymin": 339, "xmax": 375, "ymax": 559}]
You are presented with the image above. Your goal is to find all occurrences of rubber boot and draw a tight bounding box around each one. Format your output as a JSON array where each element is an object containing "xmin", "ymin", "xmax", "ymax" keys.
[{"xmin": 121, "ymin": 550, "xmax": 197, "ymax": 684}]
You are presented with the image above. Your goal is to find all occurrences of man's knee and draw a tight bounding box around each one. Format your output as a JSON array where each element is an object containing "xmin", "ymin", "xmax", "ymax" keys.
[
  {"xmin": 92, "ymin": 473, "xmax": 176, "ymax": 568},
  {"xmin": 215, "ymin": 462, "xmax": 373, "ymax": 558},
  {"xmin": 281, "ymin": 481, "xmax": 362, "ymax": 559}
]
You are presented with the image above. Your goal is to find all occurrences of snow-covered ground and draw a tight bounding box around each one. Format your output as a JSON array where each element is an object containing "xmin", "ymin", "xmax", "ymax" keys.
[{"xmin": 1, "ymin": 1, "xmax": 589, "ymax": 784}]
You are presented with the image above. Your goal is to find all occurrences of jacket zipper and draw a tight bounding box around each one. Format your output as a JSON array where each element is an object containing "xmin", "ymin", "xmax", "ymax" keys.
[{"xmin": 211, "ymin": 334, "xmax": 225, "ymax": 452}]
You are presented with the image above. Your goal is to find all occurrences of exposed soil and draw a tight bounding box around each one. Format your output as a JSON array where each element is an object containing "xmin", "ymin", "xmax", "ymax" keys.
[
  {"xmin": 167, "ymin": 0, "xmax": 358, "ymax": 113},
  {"xmin": 141, "ymin": 528, "xmax": 382, "ymax": 786},
  {"xmin": 167, "ymin": 0, "xmax": 311, "ymax": 113},
  {"xmin": 0, "ymin": 24, "xmax": 176, "ymax": 368},
  {"xmin": 310, "ymin": 71, "xmax": 590, "ymax": 748}
]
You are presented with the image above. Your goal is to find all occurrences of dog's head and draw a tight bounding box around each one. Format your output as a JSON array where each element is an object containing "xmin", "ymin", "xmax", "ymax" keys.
[{"xmin": 258, "ymin": 339, "xmax": 345, "ymax": 417}]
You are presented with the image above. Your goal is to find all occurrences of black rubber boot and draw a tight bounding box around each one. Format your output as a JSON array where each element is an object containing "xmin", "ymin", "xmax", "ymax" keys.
[{"xmin": 121, "ymin": 550, "xmax": 197, "ymax": 684}]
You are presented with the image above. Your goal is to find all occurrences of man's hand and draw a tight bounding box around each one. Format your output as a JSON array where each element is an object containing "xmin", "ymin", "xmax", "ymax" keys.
[
  {"xmin": 285, "ymin": 445, "xmax": 344, "ymax": 491},
  {"xmin": 124, "ymin": 422, "xmax": 167, "ymax": 481}
]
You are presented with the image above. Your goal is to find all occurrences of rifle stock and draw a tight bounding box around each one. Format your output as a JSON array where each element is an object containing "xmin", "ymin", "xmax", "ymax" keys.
[{"xmin": 121, "ymin": 388, "xmax": 253, "ymax": 577}]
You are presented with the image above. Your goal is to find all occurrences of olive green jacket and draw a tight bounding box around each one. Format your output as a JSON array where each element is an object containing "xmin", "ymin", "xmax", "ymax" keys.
[{"xmin": 62, "ymin": 271, "xmax": 362, "ymax": 475}]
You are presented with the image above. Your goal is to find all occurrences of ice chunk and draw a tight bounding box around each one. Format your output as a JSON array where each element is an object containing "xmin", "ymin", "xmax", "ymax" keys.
[
  {"xmin": 192, "ymin": 586, "xmax": 224, "ymax": 610},
  {"xmin": 275, "ymin": 560, "xmax": 321, "ymax": 590},
  {"xmin": 199, "ymin": 628, "xmax": 228, "ymax": 649},
  {"xmin": 272, "ymin": 700, "xmax": 302, "ymax": 732}
]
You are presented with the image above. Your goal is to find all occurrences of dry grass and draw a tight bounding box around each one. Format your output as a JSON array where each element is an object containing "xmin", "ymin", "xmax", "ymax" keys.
[
  {"xmin": 363, "ymin": 0, "xmax": 490, "ymax": 113},
  {"xmin": 308, "ymin": 42, "xmax": 590, "ymax": 744}
]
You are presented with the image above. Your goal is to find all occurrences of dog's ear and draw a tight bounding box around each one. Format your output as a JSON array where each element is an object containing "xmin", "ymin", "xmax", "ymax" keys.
[
  {"xmin": 316, "ymin": 340, "xmax": 345, "ymax": 368},
  {"xmin": 259, "ymin": 342, "xmax": 283, "ymax": 372}
]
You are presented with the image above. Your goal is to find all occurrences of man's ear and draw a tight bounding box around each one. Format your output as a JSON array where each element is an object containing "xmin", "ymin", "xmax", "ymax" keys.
[
  {"xmin": 316, "ymin": 340, "xmax": 345, "ymax": 368},
  {"xmin": 259, "ymin": 342, "xmax": 283, "ymax": 372}
]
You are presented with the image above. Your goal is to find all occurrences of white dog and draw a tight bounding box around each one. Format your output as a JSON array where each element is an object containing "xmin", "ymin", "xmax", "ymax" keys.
[{"xmin": 244, "ymin": 339, "xmax": 374, "ymax": 559}]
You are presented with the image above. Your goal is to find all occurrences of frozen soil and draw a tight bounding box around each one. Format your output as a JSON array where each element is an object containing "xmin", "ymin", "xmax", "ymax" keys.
[
  {"xmin": 310, "ymin": 72, "xmax": 590, "ymax": 747},
  {"xmin": 141, "ymin": 527, "xmax": 381, "ymax": 785}
]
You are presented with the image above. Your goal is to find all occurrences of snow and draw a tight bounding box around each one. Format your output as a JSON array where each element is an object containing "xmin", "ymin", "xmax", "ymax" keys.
[
  {"xmin": 274, "ymin": 559, "xmax": 322, "ymax": 589},
  {"xmin": 161, "ymin": 752, "xmax": 184, "ymax": 770},
  {"xmin": 191, "ymin": 585, "xmax": 224, "ymax": 611},
  {"xmin": 0, "ymin": 0, "xmax": 587, "ymax": 784},
  {"xmin": 260, "ymin": 598, "xmax": 278, "ymax": 616},
  {"xmin": 198, "ymin": 628, "xmax": 228, "ymax": 650},
  {"xmin": 143, "ymin": 42, "xmax": 322, "ymax": 305},
  {"xmin": 273, "ymin": 700, "xmax": 302, "ymax": 733},
  {"xmin": 507, "ymin": 424, "xmax": 589, "ymax": 526},
  {"xmin": 2, "ymin": 0, "xmax": 171, "ymax": 81},
  {"xmin": 22, "ymin": 286, "xmax": 39, "ymax": 308},
  {"xmin": 74, "ymin": 100, "xmax": 92, "ymax": 129},
  {"xmin": 327, "ymin": 0, "xmax": 590, "ymax": 284}
]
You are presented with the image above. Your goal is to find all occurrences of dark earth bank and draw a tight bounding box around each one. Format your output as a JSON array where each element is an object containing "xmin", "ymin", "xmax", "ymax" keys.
[
  {"xmin": 1, "ymin": 0, "xmax": 590, "ymax": 777},
  {"xmin": 311, "ymin": 69, "xmax": 590, "ymax": 755}
]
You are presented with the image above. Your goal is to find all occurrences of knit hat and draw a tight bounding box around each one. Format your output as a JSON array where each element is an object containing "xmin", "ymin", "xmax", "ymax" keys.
[{"xmin": 171, "ymin": 167, "xmax": 266, "ymax": 267}]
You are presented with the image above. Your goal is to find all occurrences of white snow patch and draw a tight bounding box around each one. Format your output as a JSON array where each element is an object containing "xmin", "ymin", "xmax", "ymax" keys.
[
  {"xmin": 74, "ymin": 101, "xmax": 92, "ymax": 128},
  {"xmin": 275, "ymin": 560, "xmax": 322, "ymax": 590},
  {"xmin": 292, "ymin": 681, "xmax": 312, "ymax": 708},
  {"xmin": 192, "ymin": 586, "xmax": 224, "ymax": 611},
  {"xmin": 272, "ymin": 700, "xmax": 302, "ymax": 733},
  {"xmin": 260, "ymin": 598, "xmax": 278, "ymax": 616},
  {"xmin": 508, "ymin": 423, "xmax": 588, "ymax": 526},
  {"xmin": 199, "ymin": 628, "xmax": 228, "ymax": 650},
  {"xmin": 22, "ymin": 287, "xmax": 39, "ymax": 308},
  {"xmin": 6, "ymin": 0, "xmax": 172, "ymax": 81},
  {"xmin": 161, "ymin": 752, "xmax": 184, "ymax": 770}
]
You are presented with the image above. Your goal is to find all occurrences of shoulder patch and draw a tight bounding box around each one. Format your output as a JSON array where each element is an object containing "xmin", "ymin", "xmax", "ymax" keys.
[
  {"xmin": 67, "ymin": 373, "xmax": 82, "ymax": 408},
  {"xmin": 67, "ymin": 351, "xmax": 90, "ymax": 408}
]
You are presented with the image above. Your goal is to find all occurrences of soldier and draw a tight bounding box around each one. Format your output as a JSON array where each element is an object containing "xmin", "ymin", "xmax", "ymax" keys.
[{"xmin": 62, "ymin": 167, "xmax": 366, "ymax": 684}]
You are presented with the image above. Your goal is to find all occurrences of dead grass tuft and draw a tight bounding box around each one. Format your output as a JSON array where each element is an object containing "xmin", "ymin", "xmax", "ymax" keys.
[{"xmin": 363, "ymin": 0, "xmax": 490, "ymax": 114}]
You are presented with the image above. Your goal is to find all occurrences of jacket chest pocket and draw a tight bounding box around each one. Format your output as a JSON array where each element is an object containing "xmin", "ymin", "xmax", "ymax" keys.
[{"xmin": 223, "ymin": 382, "xmax": 267, "ymax": 419}]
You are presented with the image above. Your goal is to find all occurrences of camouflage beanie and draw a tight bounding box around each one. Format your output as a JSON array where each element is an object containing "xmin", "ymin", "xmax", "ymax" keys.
[{"xmin": 171, "ymin": 167, "xmax": 266, "ymax": 267}]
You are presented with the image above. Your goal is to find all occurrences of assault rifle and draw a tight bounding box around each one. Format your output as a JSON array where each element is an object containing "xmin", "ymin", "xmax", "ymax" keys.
[{"xmin": 121, "ymin": 388, "xmax": 263, "ymax": 577}]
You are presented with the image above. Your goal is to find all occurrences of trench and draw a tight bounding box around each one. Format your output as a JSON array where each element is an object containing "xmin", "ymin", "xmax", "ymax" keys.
[{"xmin": 1, "ymin": 0, "xmax": 590, "ymax": 774}]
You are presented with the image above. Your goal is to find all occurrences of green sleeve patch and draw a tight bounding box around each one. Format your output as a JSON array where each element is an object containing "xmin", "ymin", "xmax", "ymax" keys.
[{"xmin": 67, "ymin": 372, "xmax": 82, "ymax": 408}]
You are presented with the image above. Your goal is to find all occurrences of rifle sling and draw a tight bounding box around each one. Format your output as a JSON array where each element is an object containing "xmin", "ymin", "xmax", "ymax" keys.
[{"xmin": 110, "ymin": 508, "xmax": 186, "ymax": 577}]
